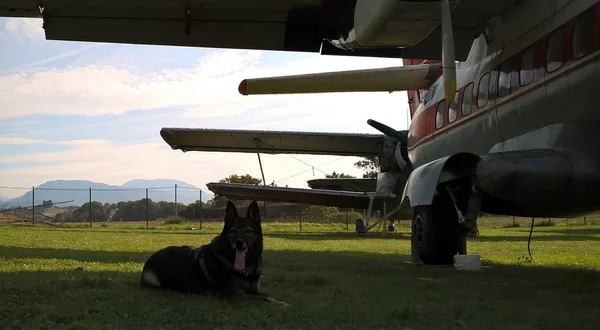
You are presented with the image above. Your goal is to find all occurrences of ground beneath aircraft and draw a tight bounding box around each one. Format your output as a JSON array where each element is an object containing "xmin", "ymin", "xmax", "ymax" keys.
[{"xmin": 1, "ymin": 219, "xmax": 599, "ymax": 329}]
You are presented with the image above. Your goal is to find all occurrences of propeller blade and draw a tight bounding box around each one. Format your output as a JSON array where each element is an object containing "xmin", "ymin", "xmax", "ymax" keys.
[
  {"xmin": 441, "ymin": 0, "xmax": 457, "ymax": 104},
  {"xmin": 367, "ymin": 119, "xmax": 407, "ymax": 144}
]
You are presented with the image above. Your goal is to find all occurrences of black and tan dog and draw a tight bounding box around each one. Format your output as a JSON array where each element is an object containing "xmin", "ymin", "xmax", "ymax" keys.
[{"xmin": 140, "ymin": 200, "xmax": 289, "ymax": 306}]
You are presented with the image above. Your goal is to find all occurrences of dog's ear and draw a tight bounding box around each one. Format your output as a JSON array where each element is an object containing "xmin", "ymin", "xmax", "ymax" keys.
[
  {"xmin": 224, "ymin": 200, "xmax": 238, "ymax": 224},
  {"xmin": 246, "ymin": 200, "xmax": 261, "ymax": 224}
]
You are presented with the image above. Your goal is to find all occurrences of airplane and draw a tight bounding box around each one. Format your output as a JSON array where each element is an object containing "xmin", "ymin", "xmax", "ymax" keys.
[{"xmin": 2, "ymin": 0, "xmax": 600, "ymax": 266}]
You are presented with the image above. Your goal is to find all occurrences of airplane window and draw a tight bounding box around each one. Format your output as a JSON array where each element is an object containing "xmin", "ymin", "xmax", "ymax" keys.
[
  {"xmin": 573, "ymin": 9, "xmax": 594, "ymax": 59},
  {"xmin": 462, "ymin": 83, "xmax": 473, "ymax": 116},
  {"xmin": 436, "ymin": 99, "xmax": 445, "ymax": 129},
  {"xmin": 520, "ymin": 46, "xmax": 535, "ymax": 86},
  {"xmin": 448, "ymin": 91, "xmax": 459, "ymax": 123},
  {"xmin": 547, "ymin": 26, "xmax": 565, "ymax": 72},
  {"xmin": 477, "ymin": 72, "xmax": 490, "ymax": 108},
  {"xmin": 498, "ymin": 60, "xmax": 513, "ymax": 98}
]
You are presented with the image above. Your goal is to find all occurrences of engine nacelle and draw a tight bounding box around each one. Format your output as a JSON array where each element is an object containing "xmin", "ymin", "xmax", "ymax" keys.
[
  {"xmin": 330, "ymin": 0, "xmax": 457, "ymax": 50},
  {"xmin": 379, "ymin": 136, "xmax": 409, "ymax": 173}
]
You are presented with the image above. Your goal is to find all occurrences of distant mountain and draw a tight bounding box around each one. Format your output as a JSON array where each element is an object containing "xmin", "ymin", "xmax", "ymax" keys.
[{"xmin": 3, "ymin": 179, "xmax": 214, "ymax": 208}]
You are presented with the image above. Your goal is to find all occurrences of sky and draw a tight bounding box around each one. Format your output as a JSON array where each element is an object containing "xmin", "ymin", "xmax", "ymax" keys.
[{"xmin": 0, "ymin": 17, "xmax": 410, "ymax": 200}]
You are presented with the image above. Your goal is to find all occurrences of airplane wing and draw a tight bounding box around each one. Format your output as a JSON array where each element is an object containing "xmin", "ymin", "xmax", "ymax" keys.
[
  {"xmin": 0, "ymin": 0, "xmax": 523, "ymax": 61},
  {"xmin": 307, "ymin": 178, "xmax": 376, "ymax": 192},
  {"xmin": 160, "ymin": 128, "xmax": 383, "ymax": 157},
  {"xmin": 206, "ymin": 182, "xmax": 384, "ymax": 210}
]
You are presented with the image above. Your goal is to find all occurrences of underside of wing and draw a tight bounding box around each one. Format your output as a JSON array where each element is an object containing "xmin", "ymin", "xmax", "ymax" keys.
[
  {"xmin": 0, "ymin": 0, "xmax": 523, "ymax": 61},
  {"xmin": 206, "ymin": 182, "xmax": 384, "ymax": 210},
  {"xmin": 160, "ymin": 128, "xmax": 383, "ymax": 157},
  {"xmin": 307, "ymin": 178, "xmax": 376, "ymax": 192}
]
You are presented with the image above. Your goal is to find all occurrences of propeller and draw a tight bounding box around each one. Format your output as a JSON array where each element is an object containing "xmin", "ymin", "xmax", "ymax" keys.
[
  {"xmin": 367, "ymin": 119, "xmax": 407, "ymax": 145},
  {"xmin": 441, "ymin": 0, "xmax": 457, "ymax": 104},
  {"xmin": 367, "ymin": 118, "xmax": 410, "ymax": 173}
]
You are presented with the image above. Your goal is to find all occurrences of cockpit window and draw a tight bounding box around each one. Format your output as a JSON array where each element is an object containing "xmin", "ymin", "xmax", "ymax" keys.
[{"xmin": 424, "ymin": 81, "xmax": 440, "ymax": 105}]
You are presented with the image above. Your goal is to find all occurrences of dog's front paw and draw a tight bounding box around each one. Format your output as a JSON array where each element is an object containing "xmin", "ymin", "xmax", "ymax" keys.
[{"xmin": 266, "ymin": 296, "xmax": 292, "ymax": 308}]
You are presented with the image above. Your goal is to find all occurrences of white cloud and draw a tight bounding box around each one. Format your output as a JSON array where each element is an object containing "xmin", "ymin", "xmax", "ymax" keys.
[
  {"xmin": 0, "ymin": 139, "xmax": 365, "ymax": 199},
  {"xmin": 2, "ymin": 18, "xmax": 44, "ymax": 40},
  {"xmin": 8, "ymin": 44, "xmax": 103, "ymax": 72},
  {"xmin": 0, "ymin": 136, "xmax": 40, "ymax": 144},
  {"xmin": 0, "ymin": 49, "xmax": 262, "ymax": 119},
  {"xmin": 0, "ymin": 46, "xmax": 408, "ymax": 123}
]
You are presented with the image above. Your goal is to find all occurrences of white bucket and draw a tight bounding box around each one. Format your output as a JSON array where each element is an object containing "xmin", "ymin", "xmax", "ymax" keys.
[{"xmin": 454, "ymin": 254, "xmax": 481, "ymax": 271}]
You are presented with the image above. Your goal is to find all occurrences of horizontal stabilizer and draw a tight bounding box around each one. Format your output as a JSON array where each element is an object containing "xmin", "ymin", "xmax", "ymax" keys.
[
  {"xmin": 206, "ymin": 183, "xmax": 385, "ymax": 210},
  {"xmin": 161, "ymin": 128, "xmax": 383, "ymax": 157},
  {"xmin": 307, "ymin": 178, "xmax": 376, "ymax": 192},
  {"xmin": 238, "ymin": 64, "xmax": 441, "ymax": 95}
]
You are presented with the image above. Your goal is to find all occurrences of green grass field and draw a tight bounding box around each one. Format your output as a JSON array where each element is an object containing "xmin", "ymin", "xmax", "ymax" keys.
[{"xmin": 1, "ymin": 218, "xmax": 599, "ymax": 330}]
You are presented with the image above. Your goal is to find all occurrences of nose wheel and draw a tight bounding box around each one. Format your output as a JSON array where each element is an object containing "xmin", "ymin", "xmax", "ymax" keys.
[{"xmin": 410, "ymin": 197, "xmax": 460, "ymax": 265}]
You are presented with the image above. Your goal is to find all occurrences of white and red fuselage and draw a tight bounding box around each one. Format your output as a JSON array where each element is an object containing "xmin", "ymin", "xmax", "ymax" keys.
[{"xmin": 403, "ymin": 0, "xmax": 600, "ymax": 217}]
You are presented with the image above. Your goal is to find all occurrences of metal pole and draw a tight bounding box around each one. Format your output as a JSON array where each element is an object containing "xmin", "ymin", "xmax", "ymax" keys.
[
  {"xmin": 256, "ymin": 149, "xmax": 267, "ymax": 218},
  {"xmin": 299, "ymin": 211, "xmax": 302, "ymax": 232},
  {"xmin": 89, "ymin": 187, "xmax": 92, "ymax": 227},
  {"xmin": 175, "ymin": 184, "xmax": 178, "ymax": 218},
  {"xmin": 32, "ymin": 186, "xmax": 35, "ymax": 226},
  {"xmin": 146, "ymin": 188, "xmax": 149, "ymax": 229},
  {"xmin": 199, "ymin": 189, "xmax": 203, "ymax": 230}
]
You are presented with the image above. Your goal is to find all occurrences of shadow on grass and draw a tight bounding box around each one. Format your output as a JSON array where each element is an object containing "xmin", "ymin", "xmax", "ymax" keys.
[
  {"xmin": 1, "ymin": 244, "xmax": 599, "ymax": 279},
  {"xmin": 1, "ymin": 247, "xmax": 600, "ymax": 329},
  {"xmin": 0, "ymin": 245, "xmax": 151, "ymax": 263}
]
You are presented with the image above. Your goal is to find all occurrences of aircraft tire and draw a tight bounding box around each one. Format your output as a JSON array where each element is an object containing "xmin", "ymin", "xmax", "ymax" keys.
[{"xmin": 412, "ymin": 197, "xmax": 459, "ymax": 265}]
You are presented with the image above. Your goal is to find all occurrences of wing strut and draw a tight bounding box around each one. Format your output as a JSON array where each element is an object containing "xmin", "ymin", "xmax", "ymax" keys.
[{"xmin": 255, "ymin": 143, "xmax": 268, "ymax": 217}]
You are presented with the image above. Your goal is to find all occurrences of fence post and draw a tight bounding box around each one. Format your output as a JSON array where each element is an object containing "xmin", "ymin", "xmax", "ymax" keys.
[
  {"xmin": 146, "ymin": 188, "xmax": 149, "ymax": 229},
  {"xmin": 199, "ymin": 189, "xmax": 203, "ymax": 230},
  {"xmin": 346, "ymin": 211, "xmax": 349, "ymax": 230},
  {"xmin": 175, "ymin": 184, "xmax": 178, "ymax": 218},
  {"xmin": 32, "ymin": 186, "xmax": 35, "ymax": 226},
  {"xmin": 89, "ymin": 187, "xmax": 92, "ymax": 227}
]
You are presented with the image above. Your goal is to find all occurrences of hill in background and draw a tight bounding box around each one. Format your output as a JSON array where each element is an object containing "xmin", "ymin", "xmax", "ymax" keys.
[{"xmin": 2, "ymin": 179, "xmax": 214, "ymax": 208}]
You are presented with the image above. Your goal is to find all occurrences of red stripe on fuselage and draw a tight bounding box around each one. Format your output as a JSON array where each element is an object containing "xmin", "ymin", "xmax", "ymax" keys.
[{"xmin": 408, "ymin": 5, "xmax": 600, "ymax": 151}]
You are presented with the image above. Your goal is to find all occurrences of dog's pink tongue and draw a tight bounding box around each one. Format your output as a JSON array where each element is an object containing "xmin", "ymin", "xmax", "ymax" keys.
[{"xmin": 234, "ymin": 250, "xmax": 246, "ymax": 271}]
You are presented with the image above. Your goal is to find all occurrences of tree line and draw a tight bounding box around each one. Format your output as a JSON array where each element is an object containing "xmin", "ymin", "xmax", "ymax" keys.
[{"xmin": 54, "ymin": 157, "xmax": 378, "ymax": 223}]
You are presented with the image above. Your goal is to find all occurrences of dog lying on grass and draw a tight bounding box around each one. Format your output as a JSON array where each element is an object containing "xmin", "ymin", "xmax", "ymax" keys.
[{"xmin": 140, "ymin": 200, "xmax": 290, "ymax": 307}]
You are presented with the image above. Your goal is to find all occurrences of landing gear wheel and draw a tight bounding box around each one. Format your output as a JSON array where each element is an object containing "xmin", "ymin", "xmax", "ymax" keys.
[{"xmin": 412, "ymin": 197, "xmax": 459, "ymax": 265}]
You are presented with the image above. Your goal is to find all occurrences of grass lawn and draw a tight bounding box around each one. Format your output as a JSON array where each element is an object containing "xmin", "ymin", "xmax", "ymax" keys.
[{"xmin": 1, "ymin": 219, "xmax": 599, "ymax": 330}]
